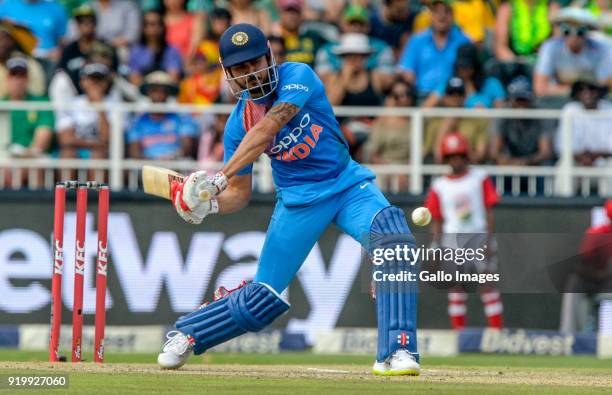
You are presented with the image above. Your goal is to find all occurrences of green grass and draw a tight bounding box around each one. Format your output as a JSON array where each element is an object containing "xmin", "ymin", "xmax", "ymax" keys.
[
  {"xmin": 1, "ymin": 349, "xmax": 610, "ymax": 369},
  {"xmin": 0, "ymin": 350, "xmax": 610, "ymax": 394},
  {"xmin": 2, "ymin": 375, "xmax": 606, "ymax": 395}
]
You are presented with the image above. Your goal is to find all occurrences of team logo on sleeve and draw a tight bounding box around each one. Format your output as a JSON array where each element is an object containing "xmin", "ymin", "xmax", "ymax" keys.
[{"xmin": 231, "ymin": 32, "xmax": 249, "ymax": 46}]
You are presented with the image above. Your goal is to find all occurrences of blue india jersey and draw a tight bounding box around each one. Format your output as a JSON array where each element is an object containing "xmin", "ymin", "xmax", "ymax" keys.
[
  {"xmin": 223, "ymin": 62, "xmax": 360, "ymax": 190},
  {"xmin": 126, "ymin": 113, "xmax": 198, "ymax": 159}
]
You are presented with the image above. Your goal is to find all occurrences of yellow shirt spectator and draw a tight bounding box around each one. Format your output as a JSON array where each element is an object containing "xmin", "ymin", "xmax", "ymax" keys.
[
  {"xmin": 413, "ymin": 0, "xmax": 498, "ymax": 43},
  {"xmin": 178, "ymin": 41, "xmax": 222, "ymax": 105}
]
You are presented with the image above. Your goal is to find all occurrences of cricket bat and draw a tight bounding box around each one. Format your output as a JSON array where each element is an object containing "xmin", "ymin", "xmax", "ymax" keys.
[{"xmin": 141, "ymin": 165, "xmax": 212, "ymax": 201}]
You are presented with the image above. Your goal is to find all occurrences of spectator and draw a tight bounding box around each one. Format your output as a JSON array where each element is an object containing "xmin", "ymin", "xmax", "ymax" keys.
[
  {"xmin": 326, "ymin": 33, "xmax": 385, "ymax": 107},
  {"xmin": 490, "ymin": 76, "xmax": 554, "ymax": 166},
  {"xmin": 315, "ymin": 5, "xmax": 394, "ymax": 91},
  {"xmin": 182, "ymin": 0, "xmax": 208, "ymax": 60},
  {"xmin": 204, "ymin": 7, "xmax": 232, "ymax": 45},
  {"xmin": 557, "ymin": 77, "xmax": 612, "ymax": 167},
  {"xmin": 0, "ymin": 19, "xmax": 46, "ymax": 97},
  {"xmin": 178, "ymin": 45, "xmax": 222, "ymax": 104},
  {"xmin": 397, "ymin": 0, "xmax": 470, "ymax": 96},
  {"xmin": 54, "ymin": 5, "xmax": 118, "ymax": 97},
  {"xmin": 299, "ymin": 0, "xmax": 340, "ymax": 51},
  {"xmin": 128, "ymin": 9, "xmax": 183, "ymax": 86},
  {"xmin": 368, "ymin": 78, "xmax": 417, "ymax": 191},
  {"xmin": 89, "ymin": 42, "xmax": 141, "ymax": 101},
  {"xmin": 326, "ymin": 33, "xmax": 385, "ymax": 161},
  {"xmin": 303, "ymin": 0, "xmax": 345, "ymax": 25},
  {"xmin": 179, "ymin": 8, "xmax": 232, "ymax": 103},
  {"xmin": 369, "ymin": 0, "xmax": 414, "ymax": 55},
  {"xmin": 534, "ymin": 8, "xmax": 611, "ymax": 97},
  {"xmin": 413, "ymin": 0, "xmax": 495, "ymax": 45},
  {"xmin": 278, "ymin": 0, "xmax": 323, "ymax": 66},
  {"xmin": 194, "ymin": 8, "xmax": 231, "ymax": 65},
  {"xmin": 494, "ymin": 0, "xmax": 555, "ymax": 63},
  {"xmin": 128, "ymin": 71, "xmax": 198, "ymax": 159},
  {"xmin": 424, "ymin": 77, "xmax": 490, "ymax": 163},
  {"xmin": 51, "ymin": 41, "xmax": 127, "ymax": 104},
  {"xmin": 198, "ymin": 113, "xmax": 227, "ymax": 168},
  {"xmin": 268, "ymin": 35, "xmax": 287, "ymax": 63},
  {"xmin": 56, "ymin": 63, "xmax": 116, "ymax": 162},
  {"xmin": 164, "ymin": 0, "xmax": 201, "ymax": 59},
  {"xmin": 0, "ymin": 0, "xmax": 68, "ymax": 62},
  {"xmin": 91, "ymin": 0, "xmax": 141, "ymax": 60},
  {"xmin": 2, "ymin": 57, "xmax": 54, "ymax": 159},
  {"xmin": 228, "ymin": 0, "xmax": 274, "ymax": 36},
  {"xmin": 424, "ymin": 43, "xmax": 506, "ymax": 108},
  {"xmin": 1, "ymin": 57, "xmax": 55, "ymax": 188}
]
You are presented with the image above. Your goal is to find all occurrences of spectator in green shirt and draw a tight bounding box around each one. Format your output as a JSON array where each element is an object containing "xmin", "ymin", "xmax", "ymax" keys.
[
  {"xmin": 2, "ymin": 56, "xmax": 54, "ymax": 188},
  {"xmin": 4, "ymin": 57, "xmax": 54, "ymax": 158}
]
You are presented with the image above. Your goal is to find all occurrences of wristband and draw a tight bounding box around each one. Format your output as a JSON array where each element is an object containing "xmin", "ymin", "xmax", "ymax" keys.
[{"xmin": 210, "ymin": 198, "xmax": 219, "ymax": 214}]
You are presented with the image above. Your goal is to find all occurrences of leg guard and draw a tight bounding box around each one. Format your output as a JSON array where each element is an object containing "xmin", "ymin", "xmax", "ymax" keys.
[
  {"xmin": 371, "ymin": 206, "xmax": 419, "ymax": 362},
  {"xmin": 175, "ymin": 282, "xmax": 289, "ymax": 354}
]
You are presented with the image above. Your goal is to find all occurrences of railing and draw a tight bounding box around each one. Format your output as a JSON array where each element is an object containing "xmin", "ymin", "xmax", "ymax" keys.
[{"xmin": 0, "ymin": 101, "xmax": 611, "ymax": 197}]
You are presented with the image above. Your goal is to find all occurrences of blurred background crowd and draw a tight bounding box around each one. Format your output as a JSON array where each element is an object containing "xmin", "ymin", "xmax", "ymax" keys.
[{"xmin": 1, "ymin": 0, "xmax": 611, "ymax": 191}]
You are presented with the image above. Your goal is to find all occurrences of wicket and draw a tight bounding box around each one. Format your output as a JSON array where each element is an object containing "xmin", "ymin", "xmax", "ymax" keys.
[{"xmin": 49, "ymin": 181, "xmax": 110, "ymax": 363}]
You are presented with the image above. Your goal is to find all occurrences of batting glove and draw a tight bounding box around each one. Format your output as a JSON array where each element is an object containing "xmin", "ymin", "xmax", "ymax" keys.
[
  {"xmin": 203, "ymin": 171, "xmax": 229, "ymax": 198},
  {"xmin": 171, "ymin": 171, "xmax": 220, "ymax": 225}
]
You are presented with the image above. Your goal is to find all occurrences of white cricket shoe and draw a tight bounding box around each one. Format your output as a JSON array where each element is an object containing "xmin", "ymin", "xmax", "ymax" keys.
[
  {"xmin": 157, "ymin": 330, "xmax": 193, "ymax": 369},
  {"xmin": 372, "ymin": 349, "xmax": 420, "ymax": 376}
]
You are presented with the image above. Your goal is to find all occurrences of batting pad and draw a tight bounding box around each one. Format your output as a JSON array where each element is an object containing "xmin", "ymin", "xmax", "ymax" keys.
[
  {"xmin": 175, "ymin": 282, "xmax": 290, "ymax": 354},
  {"xmin": 371, "ymin": 206, "xmax": 419, "ymax": 362}
]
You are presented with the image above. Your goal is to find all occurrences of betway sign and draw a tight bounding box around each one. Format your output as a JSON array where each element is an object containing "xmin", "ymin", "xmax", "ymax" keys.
[{"xmin": 0, "ymin": 212, "xmax": 364, "ymax": 343}]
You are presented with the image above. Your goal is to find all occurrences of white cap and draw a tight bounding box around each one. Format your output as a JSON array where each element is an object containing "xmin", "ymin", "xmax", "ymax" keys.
[
  {"xmin": 332, "ymin": 33, "xmax": 373, "ymax": 56},
  {"xmin": 553, "ymin": 7, "xmax": 599, "ymax": 28}
]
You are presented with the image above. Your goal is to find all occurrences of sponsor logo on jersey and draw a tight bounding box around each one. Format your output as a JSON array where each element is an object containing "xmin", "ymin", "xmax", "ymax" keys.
[
  {"xmin": 281, "ymin": 84, "xmax": 309, "ymax": 92},
  {"xmin": 267, "ymin": 112, "xmax": 323, "ymax": 161}
]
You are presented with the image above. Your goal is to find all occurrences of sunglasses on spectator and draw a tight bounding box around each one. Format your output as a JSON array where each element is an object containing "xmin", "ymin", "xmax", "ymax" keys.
[
  {"xmin": 8, "ymin": 69, "xmax": 27, "ymax": 77},
  {"xmin": 87, "ymin": 74, "xmax": 109, "ymax": 82},
  {"xmin": 560, "ymin": 24, "xmax": 589, "ymax": 37}
]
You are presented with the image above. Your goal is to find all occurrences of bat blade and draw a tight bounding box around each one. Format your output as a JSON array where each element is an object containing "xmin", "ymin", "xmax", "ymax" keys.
[{"xmin": 142, "ymin": 165, "xmax": 185, "ymax": 200}]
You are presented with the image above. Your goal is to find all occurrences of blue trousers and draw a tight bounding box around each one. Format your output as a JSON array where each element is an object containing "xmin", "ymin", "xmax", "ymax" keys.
[{"xmin": 254, "ymin": 180, "xmax": 388, "ymax": 292}]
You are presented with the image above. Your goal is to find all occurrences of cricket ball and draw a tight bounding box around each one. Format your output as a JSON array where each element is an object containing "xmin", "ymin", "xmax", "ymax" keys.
[{"xmin": 411, "ymin": 207, "xmax": 431, "ymax": 226}]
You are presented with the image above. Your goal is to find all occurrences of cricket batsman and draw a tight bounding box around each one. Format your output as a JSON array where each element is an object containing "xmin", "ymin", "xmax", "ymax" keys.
[{"xmin": 156, "ymin": 23, "xmax": 419, "ymax": 375}]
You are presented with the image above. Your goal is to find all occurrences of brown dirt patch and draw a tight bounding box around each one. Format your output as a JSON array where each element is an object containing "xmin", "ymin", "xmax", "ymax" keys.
[{"xmin": 1, "ymin": 362, "xmax": 610, "ymax": 388}]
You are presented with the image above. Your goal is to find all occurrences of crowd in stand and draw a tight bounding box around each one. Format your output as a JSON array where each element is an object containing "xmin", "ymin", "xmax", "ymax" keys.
[{"xmin": 1, "ymin": 0, "xmax": 611, "ymax": 190}]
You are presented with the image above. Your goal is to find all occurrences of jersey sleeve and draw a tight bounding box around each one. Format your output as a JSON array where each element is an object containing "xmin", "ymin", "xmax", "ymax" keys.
[
  {"xmin": 273, "ymin": 63, "xmax": 317, "ymax": 109},
  {"xmin": 424, "ymin": 188, "xmax": 443, "ymax": 221},
  {"xmin": 223, "ymin": 110, "xmax": 252, "ymax": 176},
  {"xmin": 482, "ymin": 177, "xmax": 499, "ymax": 208}
]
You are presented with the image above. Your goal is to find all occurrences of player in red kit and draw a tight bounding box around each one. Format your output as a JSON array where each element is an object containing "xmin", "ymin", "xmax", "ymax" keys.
[
  {"xmin": 560, "ymin": 199, "xmax": 612, "ymax": 332},
  {"xmin": 424, "ymin": 132, "xmax": 504, "ymax": 330}
]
